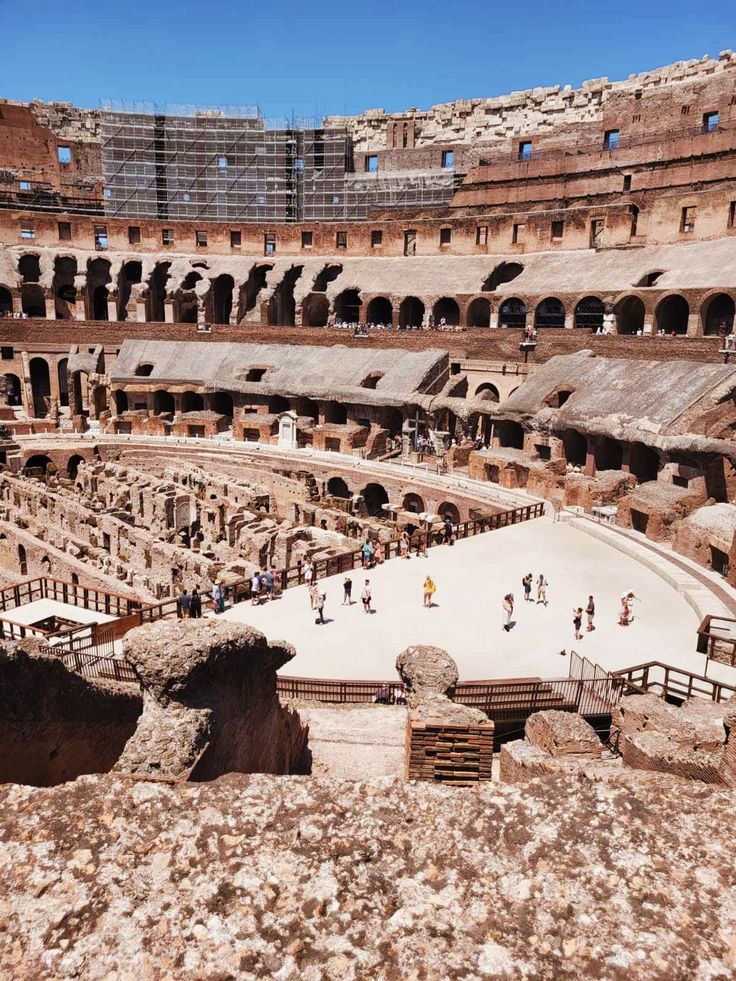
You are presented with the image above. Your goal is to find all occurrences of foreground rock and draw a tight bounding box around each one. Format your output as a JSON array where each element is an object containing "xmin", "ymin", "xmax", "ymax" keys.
[
  {"xmin": 1, "ymin": 771, "xmax": 736, "ymax": 979},
  {"xmin": 114, "ymin": 619, "xmax": 308, "ymax": 780}
]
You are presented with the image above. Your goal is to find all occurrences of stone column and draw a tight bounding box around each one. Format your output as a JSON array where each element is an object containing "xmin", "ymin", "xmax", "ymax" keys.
[
  {"xmin": 643, "ymin": 317, "xmax": 654, "ymax": 335},
  {"xmin": 164, "ymin": 300, "xmax": 175, "ymax": 324},
  {"xmin": 489, "ymin": 310, "xmax": 499, "ymax": 329},
  {"xmin": 11, "ymin": 293, "xmax": 22, "ymax": 316},
  {"xmin": 564, "ymin": 311, "xmax": 574, "ymax": 329},
  {"xmin": 584, "ymin": 441, "xmax": 596, "ymax": 477},
  {"xmin": 106, "ymin": 298, "xmax": 117, "ymax": 322}
]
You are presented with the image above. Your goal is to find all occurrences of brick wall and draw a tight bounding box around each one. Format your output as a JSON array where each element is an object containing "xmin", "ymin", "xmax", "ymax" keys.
[{"xmin": 406, "ymin": 715, "xmax": 494, "ymax": 785}]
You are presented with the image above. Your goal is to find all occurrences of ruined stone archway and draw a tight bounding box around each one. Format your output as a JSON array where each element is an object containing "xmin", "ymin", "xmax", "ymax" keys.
[
  {"xmin": 365, "ymin": 296, "xmax": 393, "ymax": 325},
  {"xmin": 29, "ymin": 358, "xmax": 50, "ymax": 417},
  {"xmin": 210, "ymin": 275, "xmax": 234, "ymax": 325},
  {"xmin": 498, "ymin": 297, "xmax": 527, "ymax": 329},
  {"xmin": 153, "ymin": 390, "xmax": 175, "ymax": 415},
  {"xmin": 327, "ymin": 476, "xmax": 351, "ymax": 499},
  {"xmin": 268, "ymin": 267, "xmax": 303, "ymax": 326},
  {"xmin": 402, "ymin": 492, "xmax": 425, "ymax": 514},
  {"xmin": 334, "ymin": 289, "xmax": 361, "ymax": 324},
  {"xmin": 535, "ymin": 297, "xmax": 565, "ymax": 328},
  {"xmin": 399, "ymin": 296, "xmax": 424, "ymax": 328},
  {"xmin": 433, "ymin": 297, "xmax": 460, "ymax": 326},
  {"xmin": 702, "ymin": 293, "xmax": 735, "ymax": 336},
  {"xmin": 302, "ymin": 293, "xmax": 329, "ymax": 327},
  {"xmin": 22, "ymin": 284, "xmax": 46, "ymax": 318},
  {"xmin": 467, "ymin": 297, "xmax": 491, "ymax": 328},
  {"xmin": 482, "ymin": 262, "xmax": 523, "ymax": 292},
  {"xmin": 574, "ymin": 296, "xmax": 605, "ymax": 330},
  {"xmin": 615, "ymin": 295, "xmax": 645, "ymax": 335},
  {"xmin": 361, "ymin": 482, "xmax": 389, "ymax": 517},
  {"xmin": 655, "ymin": 294, "xmax": 689, "ymax": 335},
  {"xmin": 0, "ymin": 287, "xmax": 12, "ymax": 316}
]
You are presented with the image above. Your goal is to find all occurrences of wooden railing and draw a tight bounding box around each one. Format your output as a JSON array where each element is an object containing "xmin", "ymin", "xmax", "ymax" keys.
[
  {"xmin": 276, "ymin": 662, "xmax": 619, "ymax": 723},
  {"xmin": 0, "ymin": 576, "xmax": 143, "ymax": 618},
  {"xmin": 40, "ymin": 645, "xmax": 139, "ymax": 685},
  {"xmin": 612, "ymin": 660, "xmax": 736, "ymax": 704},
  {"xmin": 696, "ymin": 615, "xmax": 736, "ymax": 667},
  {"xmin": 255, "ymin": 502, "xmax": 545, "ymax": 596}
]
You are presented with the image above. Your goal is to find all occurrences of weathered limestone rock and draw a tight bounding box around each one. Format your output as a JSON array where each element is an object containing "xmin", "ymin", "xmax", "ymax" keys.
[
  {"xmin": 525, "ymin": 710, "xmax": 603, "ymax": 758},
  {"xmin": 622, "ymin": 730, "xmax": 723, "ymax": 783},
  {"xmin": 395, "ymin": 644, "xmax": 458, "ymax": 705},
  {"xmin": 3, "ymin": 770, "xmax": 736, "ymax": 979},
  {"xmin": 611, "ymin": 693, "xmax": 698, "ymax": 746},
  {"xmin": 114, "ymin": 619, "xmax": 308, "ymax": 780},
  {"xmin": 0, "ymin": 640, "xmax": 141, "ymax": 786}
]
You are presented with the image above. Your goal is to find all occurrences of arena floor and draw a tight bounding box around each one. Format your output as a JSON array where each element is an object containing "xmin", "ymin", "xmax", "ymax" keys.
[{"xmin": 222, "ymin": 516, "xmax": 734, "ymax": 684}]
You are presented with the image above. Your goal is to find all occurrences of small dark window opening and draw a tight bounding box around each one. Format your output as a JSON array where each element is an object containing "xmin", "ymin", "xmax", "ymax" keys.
[
  {"xmin": 371, "ymin": 229, "xmax": 383, "ymax": 247},
  {"xmin": 301, "ymin": 231, "xmax": 313, "ymax": 248},
  {"xmin": 518, "ymin": 140, "xmax": 532, "ymax": 161},
  {"xmin": 196, "ymin": 230, "xmax": 208, "ymax": 247},
  {"xmin": 623, "ymin": 174, "xmax": 632, "ymax": 192},
  {"xmin": 336, "ymin": 231, "xmax": 347, "ymax": 249},
  {"xmin": 128, "ymin": 226, "xmax": 140, "ymax": 245},
  {"xmin": 58, "ymin": 221, "xmax": 71, "ymax": 241},
  {"xmin": 551, "ymin": 220, "xmax": 564, "ymax": 240},
  {"xmin": 439, "ymin": 227, "xmax": 452, "ymax": 246},
  {"xmin": 230, "ymin": 230, "xmax": 241, "ymax": 248}
]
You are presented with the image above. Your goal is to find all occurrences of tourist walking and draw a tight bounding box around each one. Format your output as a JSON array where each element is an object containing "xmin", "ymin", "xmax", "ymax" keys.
[
  {"xmin": 315, "ymin": 591, "xmax": 326, "ymax": 625},
  {"xmin": 189, "ymin": 586, "xmax": 202, "ymax": 619},
  {"xmin": 573, "ymin": 607, "xmax": 583, "ymax": 641},
  {"xmin": 399, "ymin": 532, "xmax": 410, "ymax": 559},
  {"xmin": 443, "ymin": 515, "xmax": 455, "ymax": 545},
  {"xmin": 178, "ymin": 588, "xmax": 191, "ymax": 619},
  {"xmin": 423, "ymin": 575, "xmax": 436, "ymax": 608},
  {"xmin": 264, "ymin": 568, "xmax": 275, "ymax": 601},
  {"xmin": 522, "ymin": 573, "xmax": 533, "ymax": 602},
  {"xmin": 536, "ymin": 574, "xmax": 548, "ymax": 606},
  {"xmin": 343, "ymin": 575, "xmax": 352, "ymax": 605},
  {"xmin": 212, "ymin": 582, "xmax": 224, "ymax": 614},
  {"xmin": 309, "ymin": 582, "xmax": 319, "ymax": 611},
  {"xmin": 303, "ymin": 560, "xmax": 314, "ymax": 588},
  {"xmin": 502, "ymin": 593, "xmax": 514, "ymax": 631},
  {"xmin": 361, "ymin": 579, "xmax": 372, "ymax": 613},
  {"xmin": 586, "ymin": 595, "xmax": 595, "ymax": 631},
  {"xmin": 251, "ymin": 570, "xmax": 262, "ymax": 606},
  {"xmin": 362, "ymin": 539, "xmax": 374, "ymax": 569}
]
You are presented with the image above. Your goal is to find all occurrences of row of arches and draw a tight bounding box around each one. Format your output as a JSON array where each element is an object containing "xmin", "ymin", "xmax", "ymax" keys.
[{"xmin": 325, "ymin": 476, "xmax": 460, "ymax": 522}]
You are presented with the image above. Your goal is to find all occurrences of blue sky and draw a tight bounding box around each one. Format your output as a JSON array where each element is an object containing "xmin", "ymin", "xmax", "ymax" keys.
[{"xmin": 2, "ymin": 0, "xmax": 734, "ymax": 118}]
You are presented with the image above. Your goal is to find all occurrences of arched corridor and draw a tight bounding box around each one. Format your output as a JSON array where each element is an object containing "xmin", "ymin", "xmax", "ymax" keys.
[
  {"xmin": 535, "ymin": 297, "xmax": 565, "ymax": 328},
  {"xmin": 574, "ymin": 296, "xmax": 605, "ymax": 330},
  {"xmin": 433, "ymin": 297, "xmax": 460, "ymax": 326},
  {"xmin": 22, "ymin": 284, "xmax": 46, "ymax": 318},
  {"xmin": 29, "ymin": 358, "xmax": 50, "ymax": 417},
  {"xmin": 467, "ymin": 297, "xmax": 491, "ymax": 328},
  {"xmin": 361, "ymin": 482, "xmax": 389, "ymax": 517},
  {"xmin": 702, "ymin": 294, "xmax": 735, "ymax": 335},
  {"xmin": 334, "ymin": 289, "xmax": 361, "ymax": 324},
  {"xmin": 615, "ymin": 295, "xmax": 645, "ymax": 335},
  {"xmin": 655, "ymin": 294, "xmax": 689, "ymax": 335},
  {"xmin": 302, "ymin": 293, "xmax": 329, "ymax": 327},
  {"xmin": 365, "ymin": 296, "xmax": 393, "ymax": 324},
  {"xmin": 210, "ymin": 274, "xmax": 234, "ymax": 324},
  {"xmin": 399, "ymin": 296, "xmax": 424, "ymax": 328},
  {"xmin": 498, "ymin": 298, "xmax": 527, "ymax": 329}
]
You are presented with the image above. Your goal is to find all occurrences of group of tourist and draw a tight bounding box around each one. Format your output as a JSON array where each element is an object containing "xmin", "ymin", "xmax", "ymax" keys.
[
  {"xmin": 177, "ymin": 584, "xmax": 214, "ymax": 618},
  {"xmin": 502, "ymin": 573, "xmax": 550, "ymax": 632},
  {"xmin": 249, "ymin": 568, "xmax": 279, "ymax": 605},
  {"xmin": 331, "ymin": 318, "xmax": 465, "ymax": 336}
]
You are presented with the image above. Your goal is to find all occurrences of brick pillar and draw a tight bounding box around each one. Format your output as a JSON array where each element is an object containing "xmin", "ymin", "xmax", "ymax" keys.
[
  {"xmin": 107, "ymin": 298, "xmax": 117, "ymax": 322},
  {"xmin": 686, "ymin": 313, "xmax": 701, "ymax": 337},
  {"xmin": 135, "ymin": 300, "xmax": 147, "ymax": 323},
  {"xmin": 164, "ymin": 300, "xmax": 175, "ymax": 324},
  {"xmin": 584, "ymin": 441, "xmax": 596, "ymax": 477},
  {"xmin": 564, "ymin": 311, "xmax": 574, "ymax": 329},
  {"xmin": 643, "ymin": 318, "xmax": 654, "ymax": 335},
  {"xmin": 620, "ymin": 444, "xmax": 632, "ymax": 474},
  {"xmin": 11, "ymin": 294, "xmax": 22, "ymax": 316},
  {"xmin": 489, "ymin": 310, "xmax": 499, "ymax": 329}
]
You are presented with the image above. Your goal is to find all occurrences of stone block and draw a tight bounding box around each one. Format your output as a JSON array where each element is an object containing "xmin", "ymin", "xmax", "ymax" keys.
[{"xmin": 525, "ymin": 710, "xmax": 603, "ymax": 758}]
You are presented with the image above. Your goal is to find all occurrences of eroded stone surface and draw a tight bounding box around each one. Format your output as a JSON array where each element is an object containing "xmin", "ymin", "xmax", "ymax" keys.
[
  {"xmin": 395, "ymin": 644, "xmax": 458, "ymax": 704},
  {"xmin": 1, "ymin": 771, "xmax": 736, "ymax": 979}
]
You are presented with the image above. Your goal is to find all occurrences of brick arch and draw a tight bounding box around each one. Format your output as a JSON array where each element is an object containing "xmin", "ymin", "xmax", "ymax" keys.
[
  {"xmin": 534, "ymin": 296, "xmax": 566, "ymax": 328},
  {"xmin": 364, "ymin": 294, "xmax": 394, "ymax": 324},
  {"xmin": 465, "ymin": 294, "xmax": 492, "ymax": 328},
  {"xmin": 699, "ymin": 290, "xmax": 736, "ymax": 336},
  {"xmin": 653, "ymin": 291, "xmax": 689, "ymax": 335}
]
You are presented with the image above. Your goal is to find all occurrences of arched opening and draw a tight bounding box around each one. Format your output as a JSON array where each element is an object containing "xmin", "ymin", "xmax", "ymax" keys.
[
  {"xmin": 67, "ymin": 454, "xmax": 84, "ymax": 480},
  {"xmin": 437, "ymin": 502, "xmax": 460, "ymax": 524},
  {"xmin": 153, "ymin": 390, "xmax": 175, "ymax": 415},
  {"xmin": 268, "ymin": 394, "xmax": 290, "ymax": 413},
  {"xmin": 29, "ymin": 358, "xmax": 50, "ymax": 417},
  {"xmin": 334, "ymin": 289, "xmax": 361, "ymax": 324},
  {"xmin": 87, "ymin": 258, "xmax": 111, "ymax": 321},
  {"xmin": 655, "ymin": 295, "xmax": 689, "ymax": 335},
  {"xmin": 615, "ymin": 295, "xmax": 645, "ymax": 335},
  {"xmin": 268, "ymin": 266, "xmax": 303, "ymax": 326},
  {"xmin": 135, "ymin": 363, "xmax": 154, "ymax": 377},
  {"xmin": 365, "ymin": 296, "xmax": 393, "ymax": 324},
  {"xmin": 475, "ymin": 383, "xmax": 499, "ymax": 402},
  {"xmin": 18, "ymin": 254, "xmax": 41, "ymax": 283},
  {"xmin": 482, "ymin": 262, "xmax": 523, "ymax": 292},
  {"xmin": 402, "ymin": 492, "xmax": 425, "ymax": 514},
  {"xmin": 324, "ymin": 401, "xmax": 348, "ymax": 424},
  {"xmin": 238, "ymin": 264, "xmax": 272, "ymax": 322},
  {"xmin": 3, "ymin": 373, "xmax": 21, "ymax": 406},
  {"xmin": 399, "ymin": 296, "xmax": 424, "ymax": 329},
  {"xmin": 594, "ymin": 438, "xmax": 623, "ymax": 472},
  {"xmin": 147, "ymin": 263, "xmax": 171, "ymax": 322},
  {"xmin": 628, "ymin": 443, "xmax": 659, "ymax": 483},
  {"xmin": 181, "ymin": 392, "xmax": 204, "ymax": 413},
  {"xmin": 302, "ymin": 293, "xmax": 329, "ymax": 327},
  {"xmin": 210, "ymin": 274, "xmax": 234, "ymax": 325},
  {"xmin": 361, "ymin": 482, "xmax": 389, "ymax": 517},
  {"xmin": 211, "ymin": 392, "xmax": 233, "ymax": 417},
  {"xmin": 365, "ymin": 296, "xmax": 394, "ymax": 324},
  {"xmin": 17, "ymin": 544, "xmax": 27, "ymax": 576},
  {"xmin": 57, "ymin": 358, "xmax": 69, "ymax": 408},
  {"xmin": 117, "ymin": 261, "xmax": 142, "ymax": 320},
  {"xmin": 21, "ymin": 285, "xmax": 46, "ymax": 318},
  {"xmin": 498, "ymin": 297, "xmax": 527, "ymax": 329},
  {"xmin": 433, "ymin": 297, "xmax": 460, "ymax": 326},
  {"xmin": 0, "ymin": 287, "xmax": 12, "ymax": 316},
  {"xmin": 72, "ymin": 371, "xmax": 89, "ymax": 414},
  {"xmin": 635, "ymin": 270, "xmax": 665, "ymax": 288},
  {"xmin": 574, "ymin": 296, "xmax": 605, "ymax": 330},
  {"xmin": 53, "ymin": 257, "xmax": 77, "ymax": 319},
  {"xmin": 535, "ymin": 297, "xmax": 565, "ymax": 328},
  {"xmin": 313, "ymin": 264, "xmax": 342, "ymax": 292},
  {"xmin": 563, "ymin": 430, "xmax": 587, "ymax": 467},
  {"xmin": 467, "ymin": 297, "xmax": 491, "ymax": 328},
  {"xmin": 327, "ymin": 476, "xmax": 351, "ymax": 499},
  {"xmin": 497, "ymin": 421, "xmax": 524, "ymax": 449},
  {"xmin": 113, "ymin": 390, "xmax": 128, "ymax": 414},
  {"xmin": 361, "ymin": 372, "xmax": 384, "ymax": 390},
  {"xmin": 24, "ymin": 454, "xmax": 52, "ymax": 475},
  {"xmin": 702, "ymin": 294, "xmax": 736, "ymax": 336}
]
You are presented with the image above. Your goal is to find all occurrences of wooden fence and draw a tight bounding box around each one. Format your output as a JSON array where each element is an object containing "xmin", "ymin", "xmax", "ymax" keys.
[{"xmin": 612, "ymin": 660, "xmax": 736, "ymax": 704}]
